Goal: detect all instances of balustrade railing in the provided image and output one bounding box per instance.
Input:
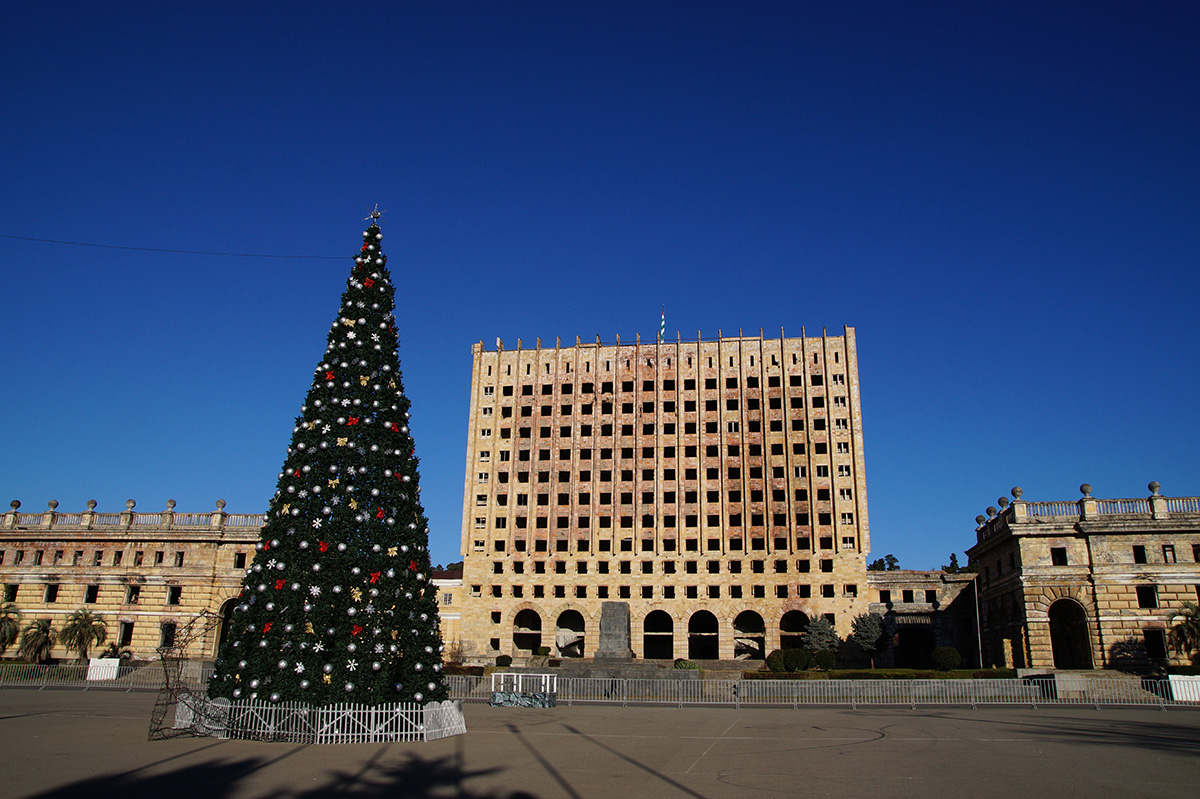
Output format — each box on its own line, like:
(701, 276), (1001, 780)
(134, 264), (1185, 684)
(1166, 497), (1200, 514)
(224, 514), (266, 527)
(1097, 499), (1150, 514)
(1025, 501), (1078, 517)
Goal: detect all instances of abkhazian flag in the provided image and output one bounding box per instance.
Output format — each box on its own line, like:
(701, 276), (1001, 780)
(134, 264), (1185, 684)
(658, 306), (665, 342)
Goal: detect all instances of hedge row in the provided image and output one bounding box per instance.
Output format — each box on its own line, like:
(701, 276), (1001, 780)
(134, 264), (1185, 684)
(744, 669), (1016, 680)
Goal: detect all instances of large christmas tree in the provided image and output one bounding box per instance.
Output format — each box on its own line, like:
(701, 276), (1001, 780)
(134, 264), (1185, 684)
(209, 213), (447, 707)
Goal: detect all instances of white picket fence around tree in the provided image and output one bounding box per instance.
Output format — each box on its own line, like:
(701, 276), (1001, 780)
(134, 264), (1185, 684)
(174, 695), (466, 743)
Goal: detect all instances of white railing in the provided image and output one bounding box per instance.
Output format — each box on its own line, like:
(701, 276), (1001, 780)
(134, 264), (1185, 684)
(91, 513), (124, 525)
(172, 513), (211, 526)
(54, 513), (83, 525)
(16, 514), (43, 525)
(134, 513), (166, 525)
(175, 697), (465, 743)
(1166, 497), (1200, 514)
(491, 672), (557, 693)
(443, 675), (1194, 707)
(1097, 499), (1150, 514)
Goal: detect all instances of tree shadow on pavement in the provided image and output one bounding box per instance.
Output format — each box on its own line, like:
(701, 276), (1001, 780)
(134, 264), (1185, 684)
(22, 752), (538, 799)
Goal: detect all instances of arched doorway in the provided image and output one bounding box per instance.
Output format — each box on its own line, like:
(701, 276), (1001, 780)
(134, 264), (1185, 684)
(643, 610), (674, 660)
(1048, 599), (1093, 669)
(216, 598), (238, 657)
(688, 611), (719, 660)
(733, 611), (766, 660)
(555, 610), (585, 658)
(780, 610), (809, 650)
(513, 609), (542, 655)
(894, 625), (935, 669)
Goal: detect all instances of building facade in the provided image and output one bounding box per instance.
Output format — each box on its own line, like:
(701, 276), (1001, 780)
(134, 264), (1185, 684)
(455, 328), (872, 662)
(865, 570), (978, 668)
(0, 499), (256, 660)
(966, 483), (1200, 670)
(0, 501), (464, 662)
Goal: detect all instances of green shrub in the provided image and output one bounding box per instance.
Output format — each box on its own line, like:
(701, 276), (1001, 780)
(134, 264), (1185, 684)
(971, 668), (1015, 679)
(495, 654), (513, 667)
(765, 649), (787, 672)
(742, 671), (831, 680)
(673, 658), (699, 670)
(812, 650), (837, 670)
(931, 646), (962, 671)
(784, 649), (813, 672)
(831, 670), (908, 680)
(534, 646), (551, 656)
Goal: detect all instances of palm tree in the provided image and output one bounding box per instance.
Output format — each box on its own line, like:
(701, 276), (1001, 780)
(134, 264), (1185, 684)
(0, 603), (21, 656)
(1168, 602), (1200, 661)
(59, 608), (107, 662)
(17, 619), (58, 664)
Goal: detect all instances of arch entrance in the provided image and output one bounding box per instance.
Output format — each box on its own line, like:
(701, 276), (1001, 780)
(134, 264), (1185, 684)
(643, 610), (674, 660)
(555, 610), (585, 658)
(733, 611), (766, 660)
(513, 609), (542, 655)
(779, 610), (809, 650)
(216, 598), (238, 657)
(1048, 599), (1093, 669)
(688, 611), (719, 660)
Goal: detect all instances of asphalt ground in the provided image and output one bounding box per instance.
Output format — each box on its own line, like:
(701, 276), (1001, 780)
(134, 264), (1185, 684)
(0, 689), (1196, 799)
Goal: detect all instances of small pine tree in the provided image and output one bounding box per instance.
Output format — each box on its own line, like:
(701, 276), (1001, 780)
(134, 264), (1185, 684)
(849, 612), (885, 668)
(801, 617), (839, 653)
(209, 216), (446, 707)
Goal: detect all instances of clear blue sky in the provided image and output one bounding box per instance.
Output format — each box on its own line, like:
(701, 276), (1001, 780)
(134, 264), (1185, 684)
(2, 2), (1197, 570)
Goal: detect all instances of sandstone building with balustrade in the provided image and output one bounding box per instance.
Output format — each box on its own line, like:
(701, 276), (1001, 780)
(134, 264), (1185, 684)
(967, 483), (1200, 670)
(0, 500), (463, 661)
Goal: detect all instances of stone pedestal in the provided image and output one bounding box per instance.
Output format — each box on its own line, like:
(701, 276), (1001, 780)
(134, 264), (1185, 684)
(593, 601), (634, 662)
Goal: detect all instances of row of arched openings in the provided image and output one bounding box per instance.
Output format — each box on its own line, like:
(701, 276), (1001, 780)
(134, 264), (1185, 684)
(511, 609), (813, 660)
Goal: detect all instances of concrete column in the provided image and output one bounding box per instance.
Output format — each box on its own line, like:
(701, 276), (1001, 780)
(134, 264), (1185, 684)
(120, 499), (136, 528)
(3, 500), (19, 529)
(1078, 484), (1098, 520)
(1148, 481), (1168, 519)
(210, 499), (227, 530)
(42, 500), (58, 528)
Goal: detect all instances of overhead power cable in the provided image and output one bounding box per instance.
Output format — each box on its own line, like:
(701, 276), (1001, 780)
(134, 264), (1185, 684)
(0, 234), (345, 260)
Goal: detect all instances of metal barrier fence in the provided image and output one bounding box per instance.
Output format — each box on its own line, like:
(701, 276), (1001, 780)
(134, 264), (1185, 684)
(444, 674), (1200, 708)
(3, 667), (1197, 708)
(0, 662), (213, 691)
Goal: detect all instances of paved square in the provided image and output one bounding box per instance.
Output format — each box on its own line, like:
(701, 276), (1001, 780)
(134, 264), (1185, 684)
(1, 689), (1197, 798)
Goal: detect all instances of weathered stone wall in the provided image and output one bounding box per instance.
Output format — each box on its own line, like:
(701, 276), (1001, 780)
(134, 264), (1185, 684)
(457, 329), (873, 663)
